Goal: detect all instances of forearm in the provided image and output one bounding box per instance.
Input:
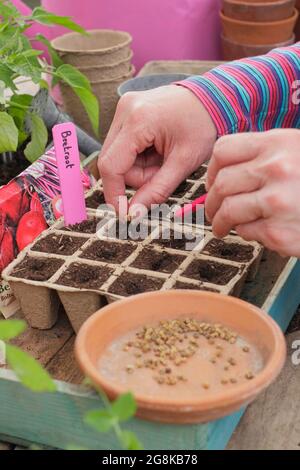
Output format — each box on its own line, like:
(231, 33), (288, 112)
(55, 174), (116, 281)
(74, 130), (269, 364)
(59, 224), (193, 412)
(178, 44), (300, 136)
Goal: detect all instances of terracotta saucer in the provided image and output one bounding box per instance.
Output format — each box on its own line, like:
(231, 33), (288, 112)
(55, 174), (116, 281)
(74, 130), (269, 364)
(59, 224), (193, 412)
(75, 290), (286, 424)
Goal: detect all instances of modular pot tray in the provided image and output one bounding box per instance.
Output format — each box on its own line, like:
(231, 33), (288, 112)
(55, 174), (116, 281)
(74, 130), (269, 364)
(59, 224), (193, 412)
(3, 205), (263, 334)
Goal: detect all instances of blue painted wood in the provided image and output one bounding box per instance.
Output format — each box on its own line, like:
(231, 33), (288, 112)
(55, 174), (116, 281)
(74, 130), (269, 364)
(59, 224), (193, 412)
(0, 260), (299, 450)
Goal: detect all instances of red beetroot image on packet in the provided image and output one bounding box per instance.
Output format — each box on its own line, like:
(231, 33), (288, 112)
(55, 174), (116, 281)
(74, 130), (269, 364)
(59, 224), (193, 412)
(0, 147), (94, 318)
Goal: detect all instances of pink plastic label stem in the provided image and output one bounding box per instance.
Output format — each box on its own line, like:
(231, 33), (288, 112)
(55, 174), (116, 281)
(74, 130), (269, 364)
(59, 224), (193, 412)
(52, 122), (87, 226)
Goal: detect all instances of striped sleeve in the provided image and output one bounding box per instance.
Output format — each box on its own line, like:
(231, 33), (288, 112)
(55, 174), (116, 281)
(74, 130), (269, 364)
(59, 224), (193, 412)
(177, 44), (300, 136)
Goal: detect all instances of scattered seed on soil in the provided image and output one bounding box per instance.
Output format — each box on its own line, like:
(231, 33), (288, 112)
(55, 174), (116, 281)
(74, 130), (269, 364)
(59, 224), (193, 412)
(31, 234), (86, 256)
(57, 263), (113, 290)
(108, 272), (164, 297)
(203, 239), (255, 263)
(183, 259), (239, 285)
(80, 240), (136, 264)
(131, 247), (185, 274)
(202, 383), (210, 390)
(243, 346), (250, 353)
(11, 256), (63, 282)
(63, 218), (103, 234)
(230, 378), (237, 384)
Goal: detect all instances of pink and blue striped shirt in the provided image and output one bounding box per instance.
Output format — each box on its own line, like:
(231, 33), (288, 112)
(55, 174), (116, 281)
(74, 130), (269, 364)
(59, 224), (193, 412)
(179, 43), (300, 136)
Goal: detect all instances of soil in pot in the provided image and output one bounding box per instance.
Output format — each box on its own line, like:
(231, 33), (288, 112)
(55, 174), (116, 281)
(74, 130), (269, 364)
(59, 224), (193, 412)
(31, 234), (86, 256)
(108, 272), (164, 297)
(130, 247), (185, 274)
(11, 256), (63, 282)
(58, 263), (113, 290)
(63, 217), (105, 234)
(174, 281), (219, 293)
(154, 229), (198, 251)
(85, 190), (106, 209)
(183, 259), (239, 285)
(188, 166), (207, 180)
(204, 239), (254, 263)
(80, 240), (136, 264)
(105, 220), (150, 241)
(172, 181), (193, 198)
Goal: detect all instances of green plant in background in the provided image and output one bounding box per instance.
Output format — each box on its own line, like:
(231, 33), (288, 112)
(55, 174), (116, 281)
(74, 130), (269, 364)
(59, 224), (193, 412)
(0, 1), (99, 162)
(0, 319), (143, 450)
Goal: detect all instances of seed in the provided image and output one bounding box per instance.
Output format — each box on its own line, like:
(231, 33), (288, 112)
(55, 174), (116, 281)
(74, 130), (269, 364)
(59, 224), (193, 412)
(216, 352), (222, 358)
(228, 358), (236, 366)
(210, 358), (217, 364)
(221, 379), (228, 385)
(216, 345), (223, 350)
(155, 376), (165, 385)
(230, 378), (237, 384)
(123, 346), (130, 352)
(126, 365), (134, 374)
(245, 371), (254, 380)
(224, 366), (229, 371)
(202, 383), (210, 390)
(243, 346), (250, 353)
(136, 361), (142, 368)
(177, 375), (187, 382)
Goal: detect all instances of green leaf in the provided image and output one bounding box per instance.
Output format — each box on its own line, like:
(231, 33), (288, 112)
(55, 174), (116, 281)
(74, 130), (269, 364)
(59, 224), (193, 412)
(111, 393), (137, 422)
(8, 94), (32, 146)
(0, 64), (17, 91)
(0, 112), (18, 153)
(31, 7), (86, 34)
(6, 344), (56, 392)
(84, 409), (116, 433)
(35, 34), (64, 70)
(73, 87), (99, 136)
(24, 113), (48, 163)
(120, 431), (144, 450)
(0, 320), (26, 341)
(0, 1), (20, 20)
(57, 64), (91, 91)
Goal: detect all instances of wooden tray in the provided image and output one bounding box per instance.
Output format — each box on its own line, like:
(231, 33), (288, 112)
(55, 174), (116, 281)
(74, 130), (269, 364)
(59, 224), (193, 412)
(0, 251), (299, 450)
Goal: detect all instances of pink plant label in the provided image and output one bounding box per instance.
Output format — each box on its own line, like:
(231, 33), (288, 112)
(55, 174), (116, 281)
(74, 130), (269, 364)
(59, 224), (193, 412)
(52, 123), (87, 226)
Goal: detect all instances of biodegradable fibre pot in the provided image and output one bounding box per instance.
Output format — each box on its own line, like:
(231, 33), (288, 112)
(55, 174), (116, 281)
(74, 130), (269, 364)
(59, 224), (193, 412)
(60, 65), (135, 142)
(77, 50), (133, 82)
(51, 29), (132, 68)
(223, 0), (296, 22)
(222, 33), (295, 60)
(2, 169), (264, 333)
(220, 8), (299, 45)
(118, 73), (190, 97)
(74, 290), (286, 423)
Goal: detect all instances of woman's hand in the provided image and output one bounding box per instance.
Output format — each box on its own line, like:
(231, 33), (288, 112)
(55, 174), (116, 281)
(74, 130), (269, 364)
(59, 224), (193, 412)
(98, 85), (216, 216)
(205, 129), (300, 257)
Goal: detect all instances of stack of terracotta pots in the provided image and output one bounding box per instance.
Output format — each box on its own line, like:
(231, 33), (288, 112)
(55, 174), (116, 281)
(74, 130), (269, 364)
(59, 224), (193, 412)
(52, 30), (134, 142)
(221, 0), (298, 60)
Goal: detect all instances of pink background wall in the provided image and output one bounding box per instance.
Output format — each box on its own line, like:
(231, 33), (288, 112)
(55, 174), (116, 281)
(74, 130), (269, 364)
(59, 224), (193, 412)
(14, 0), (222, 71)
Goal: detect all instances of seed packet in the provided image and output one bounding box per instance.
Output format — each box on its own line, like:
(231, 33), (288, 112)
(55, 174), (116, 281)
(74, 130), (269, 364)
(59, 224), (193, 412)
(0, 147), (95, 318)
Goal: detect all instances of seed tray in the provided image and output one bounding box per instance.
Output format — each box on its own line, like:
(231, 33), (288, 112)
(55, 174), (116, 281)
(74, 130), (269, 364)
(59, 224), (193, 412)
(3, 200), (263, 332)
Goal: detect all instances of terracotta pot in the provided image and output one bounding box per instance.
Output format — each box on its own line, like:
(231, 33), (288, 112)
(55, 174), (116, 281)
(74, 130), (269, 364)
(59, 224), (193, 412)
(51, 29), (132, 67)
(223, 0), (296, 22)
(60, 65), (135, 142)
(75, 290), (286, 424)
(77, 51), (133, 82)
(220, 8), (298, 45)
(222, 33), (295, 60)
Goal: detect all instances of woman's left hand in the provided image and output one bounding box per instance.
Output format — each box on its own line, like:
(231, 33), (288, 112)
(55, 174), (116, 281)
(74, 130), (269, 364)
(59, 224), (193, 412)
(205, 129), (300, 257)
